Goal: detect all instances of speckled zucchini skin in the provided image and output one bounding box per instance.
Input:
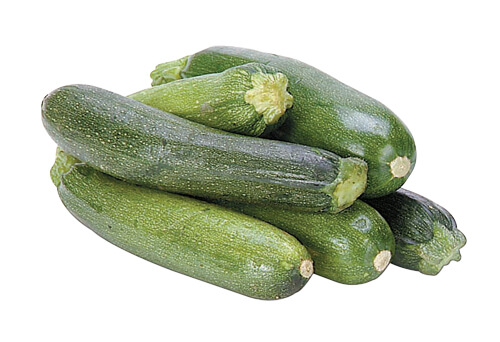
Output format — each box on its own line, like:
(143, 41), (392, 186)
(152, 46), (417, 198)
(130, 63), (292, 137)
(42, 84), (367, 212)
(51, 149), (312, 300)
(217, 200), (395, 284)
(365, 189), (466, 275)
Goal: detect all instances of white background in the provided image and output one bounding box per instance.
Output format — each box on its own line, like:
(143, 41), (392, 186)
(2, 1), (498, 341)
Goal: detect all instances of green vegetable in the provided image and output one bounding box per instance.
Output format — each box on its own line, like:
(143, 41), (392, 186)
(151, 46), (416, 198)
(51, 149), (313, 300)
(365, 189), (466, 275)
(42, 84), (367, 212)
(130, 63), (293, 137)
(218, 200), (395, 284)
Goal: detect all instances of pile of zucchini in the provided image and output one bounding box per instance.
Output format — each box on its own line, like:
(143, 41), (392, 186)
(42, 46), (466, 300)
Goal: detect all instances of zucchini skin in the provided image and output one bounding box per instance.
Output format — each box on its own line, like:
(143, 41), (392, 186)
(42, 84), (367, 212)
(130, 63), (293, 137)
(152, 46), (416, 198)
(365, 189), (466, 275)
(51, 149), (313, 300)
(216, 200), (395, 285)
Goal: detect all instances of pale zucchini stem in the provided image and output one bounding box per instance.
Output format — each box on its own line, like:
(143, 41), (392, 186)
(299, 259), (314, 278)
(390, 156), (411, 178)
(150, 55), (189, 86)
(373, 250), (392, 272)
(322, 157), (368, 213)
(244, 71), (293, 125)
(50, 147), (81, 187)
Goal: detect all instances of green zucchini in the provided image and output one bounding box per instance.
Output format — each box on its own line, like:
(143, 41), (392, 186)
(217, 200), (395, 284)
(51, 149), (313, 300)
(130, 63), (293, 137)
(365, 189), (466, 275)
(42, 84), (367, 212)
(151, 46), (417, 198)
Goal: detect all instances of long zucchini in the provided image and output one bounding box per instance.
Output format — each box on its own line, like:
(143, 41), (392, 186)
(365, 189), (466, 275)
(130, 63), (293, 136)
(217, 200), (395, 284)
(51, 149), (313, 300)
(151, 46), (416, 198)
(42, 84), (367, 212)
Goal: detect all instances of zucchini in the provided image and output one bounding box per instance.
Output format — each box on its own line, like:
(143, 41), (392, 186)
(51, 149), (313, 300)
(151, 46), (417, 198)
(42, 84), (367, 212)
(130, 63), (293, 137)
(365, 189), (466, 275)
(216, 200), (395, 284)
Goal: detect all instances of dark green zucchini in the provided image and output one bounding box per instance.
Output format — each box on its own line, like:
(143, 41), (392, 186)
(130, 63), (293, 136)
(151, 46), (417, 198)
(365, 189), (466, 275)
(42, 84), (367, 212)
(216, 200), (395, 284)
(51, 149), (313, 300)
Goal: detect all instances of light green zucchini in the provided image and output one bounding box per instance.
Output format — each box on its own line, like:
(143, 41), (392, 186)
(51, 149), (313, 300)
(130, 63), (293, 136)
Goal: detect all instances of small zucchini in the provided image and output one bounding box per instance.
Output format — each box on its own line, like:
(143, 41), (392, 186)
(365, 189), (466, 275)
(51, 149), (313, 300)
(151, 46), (417, 198)
(130, 63), (293, 136)
(42, 84), (367, 212)
(217, 200), (395, 285)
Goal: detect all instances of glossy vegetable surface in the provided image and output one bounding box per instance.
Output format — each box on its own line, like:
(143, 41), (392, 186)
(152, 46), (416, 198)
(51, 149), (313, 299)
(218, 200), (395, 284)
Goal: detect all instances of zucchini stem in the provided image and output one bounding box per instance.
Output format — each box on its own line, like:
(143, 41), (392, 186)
(244, 72), (293, 125)
(323, 157), (368, 212)
(150, 56), (189, 86)
(413, 223), (467, 275)
(373, 250), (392, 272)
(390, 156), (411, 178)
(50, 148), (81, 187)
(299, 259), (314, 278)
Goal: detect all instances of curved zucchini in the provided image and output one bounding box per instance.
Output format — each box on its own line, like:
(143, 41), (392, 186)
(51, 149), (313, 300)
(365, 189), (466, 275)
(151, 46), (416, 198)
(130, 63), (293, 137)
(42, 84), (367, 212)
(217, 200), (395, 284)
